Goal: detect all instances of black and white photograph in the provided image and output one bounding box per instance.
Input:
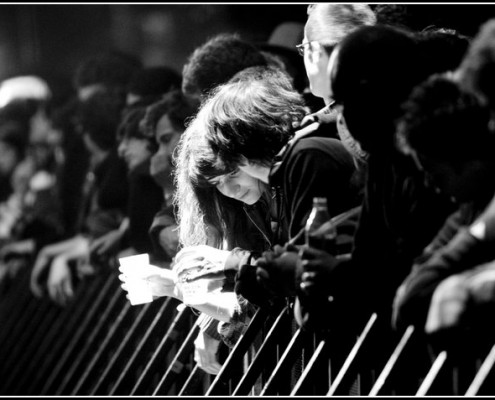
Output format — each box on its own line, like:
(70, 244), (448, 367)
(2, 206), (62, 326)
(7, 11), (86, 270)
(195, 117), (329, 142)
(1, 3), (495, 396)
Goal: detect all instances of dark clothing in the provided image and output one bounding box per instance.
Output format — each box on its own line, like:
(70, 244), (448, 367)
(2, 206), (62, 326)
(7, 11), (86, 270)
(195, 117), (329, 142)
(0, 175), (13, 203)
(149, 200), (177, 263)
(393, 194), (495, 330)
(227, 125), (361, 310)
(270, 131), (361, 244)
(82, 149), (129, 239)
(56, 132), (91, 238)
(125, 159), (164, 255)
(299, 104), (339, 140)
(302, 151), (456, 332)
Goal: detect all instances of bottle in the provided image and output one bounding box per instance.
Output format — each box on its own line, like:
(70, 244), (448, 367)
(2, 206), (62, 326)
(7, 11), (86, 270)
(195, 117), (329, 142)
(305, 197), (337, 255)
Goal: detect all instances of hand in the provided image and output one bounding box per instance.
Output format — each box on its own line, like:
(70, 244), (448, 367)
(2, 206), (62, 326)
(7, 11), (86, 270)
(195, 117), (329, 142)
(235, 263), (272, 308)
(425, 274), (469, 334)
(193, 331), (223, 375)
(118, 264), (179, 299)
(467, 265), (495, 305)
(30, 247), (53, 297)
(298, 245), (338, 297)
(256, 248), (301, 297)
(89, 229), (124, 259)
(47, 255), (75, 307)
(173, 245), (230, 281)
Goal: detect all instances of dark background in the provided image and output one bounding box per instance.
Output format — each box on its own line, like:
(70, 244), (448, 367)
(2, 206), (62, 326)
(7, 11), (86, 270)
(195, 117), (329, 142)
(1, 4), (495, 105)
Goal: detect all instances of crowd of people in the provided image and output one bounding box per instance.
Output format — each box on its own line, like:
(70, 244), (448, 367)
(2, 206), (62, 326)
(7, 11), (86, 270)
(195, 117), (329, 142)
(1, 3), (495, 377)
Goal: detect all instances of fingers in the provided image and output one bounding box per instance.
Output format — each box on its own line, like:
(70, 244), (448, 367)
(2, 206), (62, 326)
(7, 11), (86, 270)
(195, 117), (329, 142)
(65, 276), (74, 298)
(184, 267), (223, 282)
(256, 267), (270, 288)
(30, 275), (44, 298)
(30, 257), (48, 298)
(48, 278), (71, 307)
(119, 273), (129, 292)
(272, 244), (284, 256)
(174, 246), (206, 263)
(284, 243), (299, 253)
(89, 238), (102, 253)
(299, 245), (328, 260)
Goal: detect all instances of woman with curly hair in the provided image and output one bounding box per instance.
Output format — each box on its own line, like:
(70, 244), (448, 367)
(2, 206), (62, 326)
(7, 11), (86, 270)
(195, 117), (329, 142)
(173, 65), (358, 307)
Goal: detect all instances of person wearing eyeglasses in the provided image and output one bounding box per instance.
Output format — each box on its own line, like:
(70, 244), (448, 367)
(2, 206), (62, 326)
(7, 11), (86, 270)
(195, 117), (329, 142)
(294, 24), (461, 335)
(296, 3), (377, 179)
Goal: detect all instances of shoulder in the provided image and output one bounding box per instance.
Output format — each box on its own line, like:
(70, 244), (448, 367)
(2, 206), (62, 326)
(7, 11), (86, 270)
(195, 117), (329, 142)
(292, 136), (350, 158)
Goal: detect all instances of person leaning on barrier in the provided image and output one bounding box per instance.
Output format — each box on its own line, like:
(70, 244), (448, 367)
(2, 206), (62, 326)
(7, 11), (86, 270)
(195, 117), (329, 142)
(174, 66), (359, 319)
(297, 3), (376, 164)
(118, 116), (269, 373)
(174, 32), (269, 374)
(392, 22), (495, 347)
(30, 88), (129, 306)
(293, 24), (459, 333)
(249, 4), (377, 320)
(118, 66), (358, 368)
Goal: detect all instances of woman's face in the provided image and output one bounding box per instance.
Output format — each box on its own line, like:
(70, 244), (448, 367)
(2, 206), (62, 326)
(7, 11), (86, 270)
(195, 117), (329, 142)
(209, 168), (264, 205)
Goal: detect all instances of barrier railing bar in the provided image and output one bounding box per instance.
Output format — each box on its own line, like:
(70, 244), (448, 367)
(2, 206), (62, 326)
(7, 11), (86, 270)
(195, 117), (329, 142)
(465, 343), (495, 396)
(70, 300), (133, 394)
(415, 350), (448, 396)
(368, 324), (415, 396)
(3, 300), (64, 393)
(130, 304), (194, 395)
(25, 274), (106, 394)
(0, 296), (55, 379)
(151, 318), (200, 395)
(290, 333), (329, 396)
(205, 307), (269, 395)
(6, 275), (101, 394)
(54, 281), (126, 394)
(260, 327), (307, 396)
(90, 299), (163, 395)
(230, 306), (291, 396)
(0, 293), (48, 372)
(178, 364), (208, 396)
(109, 297), (180, 395)
(0, 268), (33, 344)
(39, 272), (116, 394)
(327, 313), (378, 396)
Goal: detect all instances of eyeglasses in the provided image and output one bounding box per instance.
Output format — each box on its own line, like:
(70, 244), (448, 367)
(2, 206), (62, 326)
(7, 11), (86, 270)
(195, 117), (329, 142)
(296, 41), (335, 58)
(296, 41), (319, 57)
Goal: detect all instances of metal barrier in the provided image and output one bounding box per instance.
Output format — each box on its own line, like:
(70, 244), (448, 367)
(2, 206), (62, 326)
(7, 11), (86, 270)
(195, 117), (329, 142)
(1, 261), (495, 396)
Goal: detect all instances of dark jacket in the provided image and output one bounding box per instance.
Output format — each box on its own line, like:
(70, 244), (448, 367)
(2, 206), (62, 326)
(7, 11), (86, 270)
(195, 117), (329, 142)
(298, 150), (456, 332)
(125, 158), (164, 255)
(83, 148), (129, 239)
(226, 124), (361, 308)
(269, 128), (362, 244)
(393, 192), (495, 331)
